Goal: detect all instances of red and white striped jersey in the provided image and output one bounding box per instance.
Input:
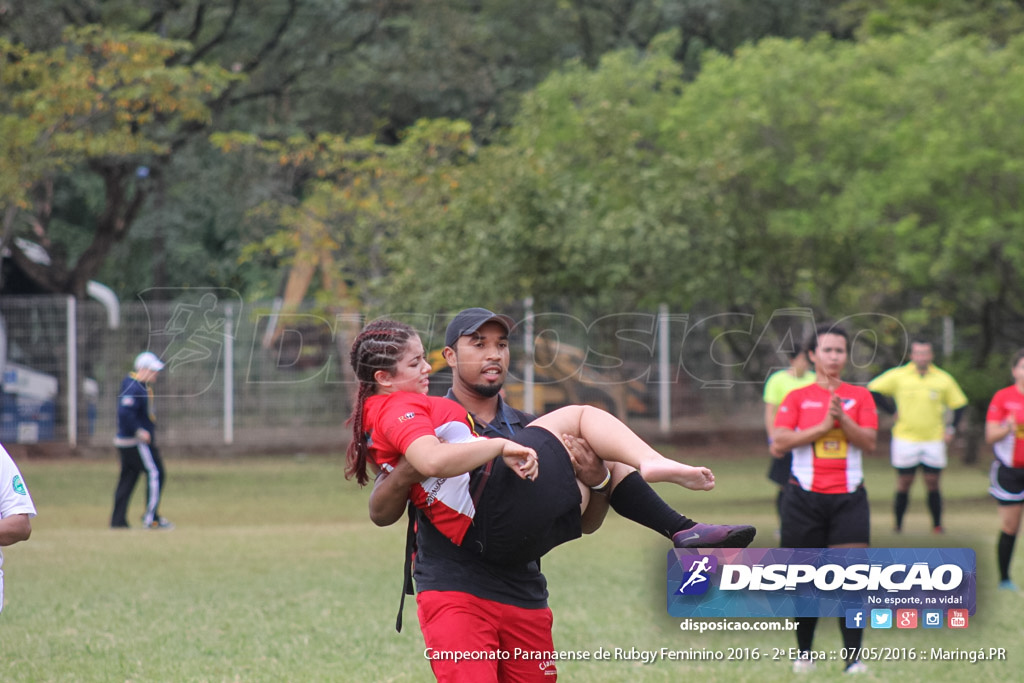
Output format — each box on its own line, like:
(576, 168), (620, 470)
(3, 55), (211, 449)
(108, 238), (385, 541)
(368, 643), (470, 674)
(775, 382), (878, 494)
(364, 392), (485, 545)
(986, 385), (1024, 468)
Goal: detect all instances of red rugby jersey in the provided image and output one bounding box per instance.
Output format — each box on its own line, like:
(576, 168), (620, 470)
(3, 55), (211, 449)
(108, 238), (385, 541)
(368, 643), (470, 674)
(775, 382), (878, 494)
(364, 392), (485, 545)
(986, 385), (1024, 468)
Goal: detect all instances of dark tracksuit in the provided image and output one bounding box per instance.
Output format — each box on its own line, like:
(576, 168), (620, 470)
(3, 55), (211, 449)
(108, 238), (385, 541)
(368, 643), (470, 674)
(111, 373), (165, 528)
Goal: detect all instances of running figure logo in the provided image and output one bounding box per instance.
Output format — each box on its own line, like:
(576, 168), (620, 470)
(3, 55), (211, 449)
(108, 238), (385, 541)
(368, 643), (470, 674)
(676, 555), (718, 596)
(137, 288), (243, 397)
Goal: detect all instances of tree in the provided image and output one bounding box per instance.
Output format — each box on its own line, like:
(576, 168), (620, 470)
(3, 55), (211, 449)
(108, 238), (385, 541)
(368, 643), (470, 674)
(0, 27), (237, 298)
(212, 118), (477, 314)
(378, 35), (690, 314)
(0, 0), (703, 298)
(838, 0), (1024, 43)
(371, 24), (1024, 378)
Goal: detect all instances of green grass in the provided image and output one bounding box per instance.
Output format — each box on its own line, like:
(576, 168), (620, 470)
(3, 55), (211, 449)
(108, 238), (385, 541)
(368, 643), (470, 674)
(0, 451), (1020, 682)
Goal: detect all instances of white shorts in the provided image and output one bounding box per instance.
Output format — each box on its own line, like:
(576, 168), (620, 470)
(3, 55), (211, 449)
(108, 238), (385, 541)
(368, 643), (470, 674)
(890, 438), (946, 470)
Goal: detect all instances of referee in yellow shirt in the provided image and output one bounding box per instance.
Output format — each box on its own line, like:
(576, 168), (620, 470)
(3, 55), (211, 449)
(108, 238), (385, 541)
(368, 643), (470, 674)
(868, 340), (968, 533)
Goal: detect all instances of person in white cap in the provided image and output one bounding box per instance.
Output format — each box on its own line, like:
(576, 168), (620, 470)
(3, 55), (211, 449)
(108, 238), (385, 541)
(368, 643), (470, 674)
(111, 351), (173, 530)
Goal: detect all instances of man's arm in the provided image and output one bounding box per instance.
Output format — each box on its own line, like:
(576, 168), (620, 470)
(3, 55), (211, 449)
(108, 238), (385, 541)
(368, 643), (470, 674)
(0, 513), (31, 546)
(765, 402), (788, 457)
(563, 435), (611, 534)
(764, 402), (778, 439)
(368, 459), (423, 527)
(870, 392), (896, 415)
(945, 406), (968, 444)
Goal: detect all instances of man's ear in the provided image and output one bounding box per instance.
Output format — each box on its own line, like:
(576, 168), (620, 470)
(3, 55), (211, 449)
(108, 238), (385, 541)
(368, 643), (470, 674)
(442, 346), (457, 369)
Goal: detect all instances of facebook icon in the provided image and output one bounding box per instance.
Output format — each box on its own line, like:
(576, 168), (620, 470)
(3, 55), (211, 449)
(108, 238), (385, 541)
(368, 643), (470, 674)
(845, 609), (866, 629)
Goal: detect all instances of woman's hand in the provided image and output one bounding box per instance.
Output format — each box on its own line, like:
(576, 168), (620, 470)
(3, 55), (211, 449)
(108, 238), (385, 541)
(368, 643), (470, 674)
(500, 440), (538, 481)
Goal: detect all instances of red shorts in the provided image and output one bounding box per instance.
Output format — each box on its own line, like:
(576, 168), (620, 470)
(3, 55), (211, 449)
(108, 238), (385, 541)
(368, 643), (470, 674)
(417, 590), (558, 682)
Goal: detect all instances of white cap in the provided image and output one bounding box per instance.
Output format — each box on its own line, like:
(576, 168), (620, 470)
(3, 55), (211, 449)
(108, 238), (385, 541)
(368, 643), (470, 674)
(134, 351), (165, 372)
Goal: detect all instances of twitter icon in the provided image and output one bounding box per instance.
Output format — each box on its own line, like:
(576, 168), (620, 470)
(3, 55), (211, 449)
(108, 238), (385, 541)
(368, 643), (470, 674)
(871, 609), (892, 629)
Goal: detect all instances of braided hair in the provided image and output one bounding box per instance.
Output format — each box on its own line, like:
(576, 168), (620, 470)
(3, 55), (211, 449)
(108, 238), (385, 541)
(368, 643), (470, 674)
(345, 319), (419, 485)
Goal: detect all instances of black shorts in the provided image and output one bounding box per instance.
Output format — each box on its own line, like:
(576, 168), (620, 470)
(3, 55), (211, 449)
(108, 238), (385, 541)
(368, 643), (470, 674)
(990, 461), (1024, 506)
(780, 482), (870, 547)
(767, 452), (793, 485)
(894, 464), (942, 475)
(462, 427), (582, 565)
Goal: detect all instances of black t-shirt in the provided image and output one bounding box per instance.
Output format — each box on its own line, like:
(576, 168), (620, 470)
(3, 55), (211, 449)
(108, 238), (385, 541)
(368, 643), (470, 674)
(410, 392), (549, 608)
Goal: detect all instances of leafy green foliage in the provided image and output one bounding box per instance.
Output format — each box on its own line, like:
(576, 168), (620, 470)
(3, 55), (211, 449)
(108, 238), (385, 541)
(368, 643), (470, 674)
(0, 26), (238, 296)
(372, 23), (1024, 371)
(4, 0), (1024, 380)
(212, 118), (477, 312)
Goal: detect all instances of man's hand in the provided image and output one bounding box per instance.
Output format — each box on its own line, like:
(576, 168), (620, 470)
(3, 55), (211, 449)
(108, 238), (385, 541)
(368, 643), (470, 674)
(563, 434), (608, 489)
(369, 459), (424, 527)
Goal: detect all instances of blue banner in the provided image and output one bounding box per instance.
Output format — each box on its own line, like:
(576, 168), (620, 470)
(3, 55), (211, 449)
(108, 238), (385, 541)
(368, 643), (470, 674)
(667, 548), (976, 619)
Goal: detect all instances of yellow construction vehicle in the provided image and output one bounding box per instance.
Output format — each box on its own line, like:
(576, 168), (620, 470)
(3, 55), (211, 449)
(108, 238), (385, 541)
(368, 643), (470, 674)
(427, 337), (651, 419)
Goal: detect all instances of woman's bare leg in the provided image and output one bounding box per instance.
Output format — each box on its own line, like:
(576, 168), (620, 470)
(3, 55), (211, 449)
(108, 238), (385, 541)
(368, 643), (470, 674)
(529, 405), (715, 491)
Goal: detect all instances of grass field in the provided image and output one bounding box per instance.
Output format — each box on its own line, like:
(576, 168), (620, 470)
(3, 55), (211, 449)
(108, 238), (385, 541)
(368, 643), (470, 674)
(1, 447), (1020, 682)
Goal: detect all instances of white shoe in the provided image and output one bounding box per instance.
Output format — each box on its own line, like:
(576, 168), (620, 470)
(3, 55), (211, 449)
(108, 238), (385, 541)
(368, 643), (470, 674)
(144, 516), (175, 530)
(845, 660), (868, 674)
(793, 659), (816, 673)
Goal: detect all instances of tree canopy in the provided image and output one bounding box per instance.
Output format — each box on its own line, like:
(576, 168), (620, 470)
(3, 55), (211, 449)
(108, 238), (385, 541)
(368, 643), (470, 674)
(0, 26), (237, 297)
(2, 0), (1024, 382)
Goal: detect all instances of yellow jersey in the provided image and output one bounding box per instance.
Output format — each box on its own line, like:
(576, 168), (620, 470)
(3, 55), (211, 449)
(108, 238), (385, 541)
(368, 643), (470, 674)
(867, 363), (967, 442)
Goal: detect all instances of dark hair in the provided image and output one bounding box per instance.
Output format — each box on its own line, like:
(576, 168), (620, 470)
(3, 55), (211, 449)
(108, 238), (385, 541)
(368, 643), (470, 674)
(1012, 349), (1024, 371)
(806, 323), (849, 353)
(345, 319), (418, 486)
(787, 341), (806, 360)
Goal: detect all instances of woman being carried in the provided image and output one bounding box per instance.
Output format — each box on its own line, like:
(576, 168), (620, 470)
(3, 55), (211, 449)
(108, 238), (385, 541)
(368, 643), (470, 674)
(346, 319), (751, 563)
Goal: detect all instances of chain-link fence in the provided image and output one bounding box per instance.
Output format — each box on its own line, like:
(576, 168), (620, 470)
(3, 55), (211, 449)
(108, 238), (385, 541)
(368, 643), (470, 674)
(0, 292), (900, 455)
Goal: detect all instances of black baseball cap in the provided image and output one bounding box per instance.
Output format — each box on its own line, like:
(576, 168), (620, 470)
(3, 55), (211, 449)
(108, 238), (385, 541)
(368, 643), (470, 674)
(444, 308), (515, 348)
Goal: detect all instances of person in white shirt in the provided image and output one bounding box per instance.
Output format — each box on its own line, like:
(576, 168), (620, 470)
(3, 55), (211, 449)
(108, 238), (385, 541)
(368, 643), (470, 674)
(0, 444), (37, 615)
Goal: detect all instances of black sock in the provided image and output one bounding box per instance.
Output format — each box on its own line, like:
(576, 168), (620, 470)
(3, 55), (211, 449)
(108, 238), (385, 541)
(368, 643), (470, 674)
(998, 532), (1016, 582)
(894, 491), (909, 530)
(927, 490), (942, 528)
(608, 471), (694, 539)
(796, 617), (818, 653)
(839, 617), (863, 663)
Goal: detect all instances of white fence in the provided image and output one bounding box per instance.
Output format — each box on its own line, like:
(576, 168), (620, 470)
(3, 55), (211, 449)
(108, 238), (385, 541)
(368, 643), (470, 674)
(2, 292), (894, 453)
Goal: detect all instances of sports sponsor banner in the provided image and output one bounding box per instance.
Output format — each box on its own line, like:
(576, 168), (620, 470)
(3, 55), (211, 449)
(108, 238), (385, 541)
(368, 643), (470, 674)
(667, 548), (975, 618)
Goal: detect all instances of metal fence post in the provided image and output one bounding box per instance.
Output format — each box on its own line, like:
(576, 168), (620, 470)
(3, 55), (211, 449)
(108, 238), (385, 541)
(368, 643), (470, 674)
(224, 304), (234, 445)
(67, 295), (78, 446)
(523, 297), (535, 416)
(658, 304), (671, 435)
